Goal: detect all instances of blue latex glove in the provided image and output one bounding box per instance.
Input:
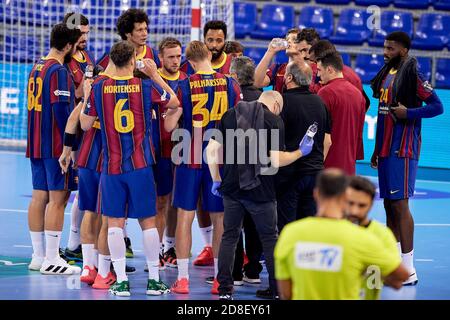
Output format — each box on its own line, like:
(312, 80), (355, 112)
(299, 134), (314, 157)
(211, 181), (222, 197)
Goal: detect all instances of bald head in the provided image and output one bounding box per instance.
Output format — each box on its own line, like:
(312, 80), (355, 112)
(316, 168), (349, 199)
(258, 90), (283, 115)
(284, 61), (312, 89)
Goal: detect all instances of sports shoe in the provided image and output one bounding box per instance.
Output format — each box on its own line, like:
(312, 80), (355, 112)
(59, 248), (76, 265)
(92, 272), (116, 290)
(163, 247), (177, 268)
(80, 266), (97, 285)
(219, 293), (233, 300)
(80, 266), (97, 284)
(109, 280), (131, 297)
(159, 254), (166, 271)
(256, 288), (279, 300)
(243, 272), (261, 284)
(126, 265), (136, 274)
(171, 278), (189, 294)
(146, 279), (171, 296)
(211, 278), (219, 295)
(124, 237), (134, 258)
(193, 246), (214, 266)
(206, 276), (243, 286)
(28, 255), (44, 271)
(64, 245), (83, 263)
(40, 257), (82, 275)
(403, 269), (419, 286)
(205, 276), (214, 284)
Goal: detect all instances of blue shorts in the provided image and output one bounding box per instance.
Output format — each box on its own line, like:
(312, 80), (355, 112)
(78, 167), (101, 212)
(172, 164), (224, 212)
(30, 158), (78, 191)
(154, 158), (174, 197)
(378, 156), (418, 200)
(100, 167), (157, 219)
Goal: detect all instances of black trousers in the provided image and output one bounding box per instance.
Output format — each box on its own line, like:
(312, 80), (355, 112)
(232, 213), (263, 280)
(218, 196), (278, 295)
(277, 174), (317, 233)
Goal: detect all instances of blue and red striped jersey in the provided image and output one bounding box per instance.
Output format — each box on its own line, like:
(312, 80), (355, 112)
(266, 62), (287, 93)
(26, 57), (75, 159)
(85, 75), (170, 174)
(180, 52), (233, 76)
(65, 50), (94, 92)
(76, 74), (110, 172)
(153, 69), (188, 159)
(376, 69), (433, 159)
(96, 45), (160, 70)
(177, 71), (242, 168)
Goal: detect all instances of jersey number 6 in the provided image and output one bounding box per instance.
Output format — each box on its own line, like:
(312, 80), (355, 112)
(114, 98), (135, 133)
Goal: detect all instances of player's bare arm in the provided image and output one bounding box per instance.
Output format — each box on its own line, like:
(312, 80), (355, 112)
(254, 39), (285, 88)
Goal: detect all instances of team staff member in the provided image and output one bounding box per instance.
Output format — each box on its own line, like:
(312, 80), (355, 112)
(370, 31), (443, 285)
(26, 23), (81, 275)
(275, 169), (409, 300)
(346, 176), (399, 300)
(207, 91), (314, 300)
(316, 51), (365, 175)
(277, 61), (331, 231)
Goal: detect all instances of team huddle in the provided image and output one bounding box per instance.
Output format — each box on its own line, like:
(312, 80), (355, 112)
(25, 7), (443, 300)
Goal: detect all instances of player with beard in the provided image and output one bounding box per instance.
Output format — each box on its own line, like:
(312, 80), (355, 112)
(370, 31), (443, 286)
(181, 20), (233, 77)
(62, 12), (95, 264)
(254, 28), (304, 93)
(26, 23), (82, 275)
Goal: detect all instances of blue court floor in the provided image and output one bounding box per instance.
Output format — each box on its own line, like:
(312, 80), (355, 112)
(1, 150), (450, 300)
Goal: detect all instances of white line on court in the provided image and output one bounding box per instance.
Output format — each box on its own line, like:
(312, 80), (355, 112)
(0, 208), (71, 215)
(416, 259), (434, 262)
(13, 245), (32, 248)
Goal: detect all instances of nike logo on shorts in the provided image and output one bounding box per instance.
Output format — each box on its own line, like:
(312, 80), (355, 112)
(390, 190), (400, 194)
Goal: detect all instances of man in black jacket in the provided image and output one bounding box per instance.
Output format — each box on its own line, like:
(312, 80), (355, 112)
(277, 61), (332, 232)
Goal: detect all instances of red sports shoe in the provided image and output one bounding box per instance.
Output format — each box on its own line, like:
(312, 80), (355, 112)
(92, 272), (116, 290)
(80, 266), (97, 285)
(193, 246), (214, 266)
(172, 278), (190, 294)
(211, 278), (219, 295)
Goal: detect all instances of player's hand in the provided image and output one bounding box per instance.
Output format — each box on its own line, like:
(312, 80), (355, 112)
(141, 59), (158, 78)
(391, 103), (408, 119)
(268, 38), (288, 54)
(211, 181), (222, 198)
(59, 146), (72, 174)
(83, 78), (94, 100)
(299, 134), (314, 157)
(370, 151), (378, 169)
(71, 151), (78, 170)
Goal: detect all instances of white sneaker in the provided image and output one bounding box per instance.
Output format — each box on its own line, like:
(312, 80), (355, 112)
(403, 269), (418, 286)
(243, 273), (261, 284)
(28, 255), (44, 271)
(40, 257), (81, 275)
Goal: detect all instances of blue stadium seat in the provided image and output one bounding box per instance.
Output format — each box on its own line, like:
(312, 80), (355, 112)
(355, 54), (384, 84)
(298, 6), (334, 39)
(368, 11), (413, 47)
(394, 0), (430, 9)
(0, 0), (18, 24)
(2, 35), (41, 63)
(88, 1), (127, 30)
(274, 50), (289, 64)
(244, 47), (266, 65)
(89, 38), (114, 62)
(434, 0), (450, 10)
(355, 0), (392, 7)
(330, 9), (371, 45)
(316, 0), (351, 4)
(250, 4), (295, 40)
(341, 53), (351, 67)
(413, 14), (450, 50)
(436, 59), (450, 89)
(416, 57), (432, 82)
(234, 2), (257, 39)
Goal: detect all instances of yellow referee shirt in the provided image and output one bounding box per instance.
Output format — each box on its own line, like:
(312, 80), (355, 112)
(274, 217), (401, 300)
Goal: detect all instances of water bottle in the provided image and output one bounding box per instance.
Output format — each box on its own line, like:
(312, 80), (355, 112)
(84, 64), (94, 79)
(306, 122), (318, 139)
(136, 60), (145, 70)
(271, 38), (289, 49)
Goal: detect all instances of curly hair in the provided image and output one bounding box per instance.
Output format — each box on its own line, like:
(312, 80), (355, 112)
(117, 8), (149, 40)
